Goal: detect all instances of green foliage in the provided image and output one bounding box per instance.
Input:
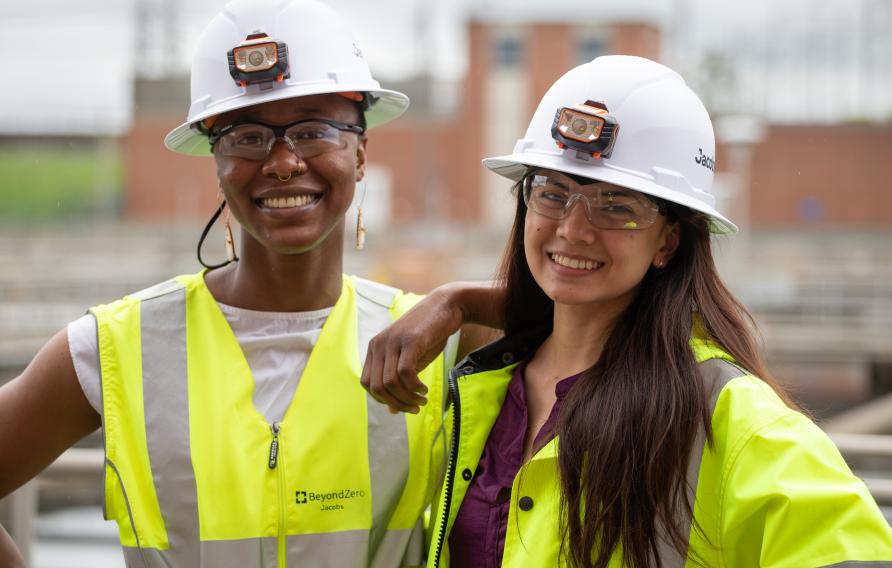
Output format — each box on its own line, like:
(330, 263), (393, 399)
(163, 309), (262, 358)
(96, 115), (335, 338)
(0, 145), (122, 223)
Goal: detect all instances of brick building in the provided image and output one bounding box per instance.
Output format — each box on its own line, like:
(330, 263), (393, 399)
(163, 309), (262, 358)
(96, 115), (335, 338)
(123, 15), (892, 237)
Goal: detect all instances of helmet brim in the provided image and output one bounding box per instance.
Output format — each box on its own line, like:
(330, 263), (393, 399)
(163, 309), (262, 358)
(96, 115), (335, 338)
(164, 86), (410, 156)
(482, 153), (738, 235)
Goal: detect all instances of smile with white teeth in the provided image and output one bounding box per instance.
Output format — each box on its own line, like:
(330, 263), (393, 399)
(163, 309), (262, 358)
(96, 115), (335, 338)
(259, 195), (316, 209)
(550, 253), (602, 271)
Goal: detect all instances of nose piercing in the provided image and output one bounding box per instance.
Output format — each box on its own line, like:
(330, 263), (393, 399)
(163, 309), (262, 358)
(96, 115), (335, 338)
(275, 161), (306, 182)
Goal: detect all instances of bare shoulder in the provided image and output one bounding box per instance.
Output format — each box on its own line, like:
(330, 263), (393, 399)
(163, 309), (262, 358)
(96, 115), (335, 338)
(0, 328), (100, 498)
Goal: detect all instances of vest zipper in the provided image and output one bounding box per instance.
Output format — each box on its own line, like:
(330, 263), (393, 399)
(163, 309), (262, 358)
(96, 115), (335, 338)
(269, 422), (287, 568)
(432, 370), (461, 567)
(269, 422), (280, 469)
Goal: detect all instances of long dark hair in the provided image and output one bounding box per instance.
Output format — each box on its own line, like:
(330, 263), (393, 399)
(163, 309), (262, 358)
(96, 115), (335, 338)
(497, 182), (792, 567)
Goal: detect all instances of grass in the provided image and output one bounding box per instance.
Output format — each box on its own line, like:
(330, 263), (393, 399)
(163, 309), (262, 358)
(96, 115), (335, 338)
(0, 144), (123, 223)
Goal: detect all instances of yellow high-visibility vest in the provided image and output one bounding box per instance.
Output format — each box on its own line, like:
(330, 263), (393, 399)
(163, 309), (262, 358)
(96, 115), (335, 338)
(427, 329), (892, 567)
(92, 272), (447, 567)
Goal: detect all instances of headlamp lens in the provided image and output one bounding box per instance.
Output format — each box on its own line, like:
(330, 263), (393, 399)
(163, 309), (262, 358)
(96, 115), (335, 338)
(558, 108), (605, 143)
(234, 42), (278, 72)
(570, 118), (589, 136)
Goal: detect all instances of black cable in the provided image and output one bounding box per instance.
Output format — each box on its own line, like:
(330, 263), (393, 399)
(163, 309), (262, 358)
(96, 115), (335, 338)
(197, 201), (235, 270)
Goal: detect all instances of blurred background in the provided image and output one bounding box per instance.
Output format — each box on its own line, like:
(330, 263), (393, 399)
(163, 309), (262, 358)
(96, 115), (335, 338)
(1, 0), (891, 565)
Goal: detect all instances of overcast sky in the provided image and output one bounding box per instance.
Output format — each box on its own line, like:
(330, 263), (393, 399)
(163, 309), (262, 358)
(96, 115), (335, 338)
(1, 0), (890, 135)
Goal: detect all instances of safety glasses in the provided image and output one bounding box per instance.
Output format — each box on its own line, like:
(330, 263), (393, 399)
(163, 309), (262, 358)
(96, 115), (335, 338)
(522, 169), (666, 230)
(209, 118), (365, 161)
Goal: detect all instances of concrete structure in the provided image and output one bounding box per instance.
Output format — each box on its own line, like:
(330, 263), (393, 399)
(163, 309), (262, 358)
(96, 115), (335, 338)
(122, 18), (892, 236)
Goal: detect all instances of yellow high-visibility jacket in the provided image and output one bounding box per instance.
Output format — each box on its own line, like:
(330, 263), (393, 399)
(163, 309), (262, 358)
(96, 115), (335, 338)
(427, 328), (892, 567)
(92, 272), (448, 567)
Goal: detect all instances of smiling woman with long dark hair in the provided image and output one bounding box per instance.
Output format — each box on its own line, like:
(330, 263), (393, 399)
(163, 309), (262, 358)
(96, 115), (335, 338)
(365, 55), (892, 567)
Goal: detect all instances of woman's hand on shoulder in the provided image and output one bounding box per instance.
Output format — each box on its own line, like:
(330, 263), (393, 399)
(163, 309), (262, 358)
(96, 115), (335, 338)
(361, 281), (504, 413)
(0, 328), (100, 498)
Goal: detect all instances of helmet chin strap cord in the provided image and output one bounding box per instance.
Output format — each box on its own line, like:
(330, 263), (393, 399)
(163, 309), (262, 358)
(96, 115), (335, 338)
(197, 201), (236, 270)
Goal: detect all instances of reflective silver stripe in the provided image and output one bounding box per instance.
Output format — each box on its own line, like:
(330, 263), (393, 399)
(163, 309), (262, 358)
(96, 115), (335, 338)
(355, 278), (413, 565)
(125, 528), (458, 568)
(125, 538), (277, 568)
(139, 284), (200, 566)
(199, 537), (275, 568)
(122, 547), (168, 568)
(371, 525), (424, 568)
(657, 358), (746, 567)
(286, 530), (369, 568)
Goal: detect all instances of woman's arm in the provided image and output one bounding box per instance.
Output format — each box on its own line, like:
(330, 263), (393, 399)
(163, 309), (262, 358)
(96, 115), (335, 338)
(0, 328), (101, 498)
(361, 281), (504, 413)
(715, 405), (892, 565)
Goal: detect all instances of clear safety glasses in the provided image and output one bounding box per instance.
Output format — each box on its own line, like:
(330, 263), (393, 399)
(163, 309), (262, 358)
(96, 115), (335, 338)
(522, 169), (666, 230)
(209, 118), (365, 161)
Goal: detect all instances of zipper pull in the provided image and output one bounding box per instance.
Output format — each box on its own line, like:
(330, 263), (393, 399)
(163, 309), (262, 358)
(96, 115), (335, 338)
(268, 422), (280, 469)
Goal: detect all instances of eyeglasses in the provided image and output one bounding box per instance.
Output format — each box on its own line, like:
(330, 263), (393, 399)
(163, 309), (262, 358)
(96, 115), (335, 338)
(521, 169), (666, 230)
(209, 118), (365, 161)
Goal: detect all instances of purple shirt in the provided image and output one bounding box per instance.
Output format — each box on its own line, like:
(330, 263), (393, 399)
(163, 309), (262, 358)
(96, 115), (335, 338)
(448, 361), (581, 567)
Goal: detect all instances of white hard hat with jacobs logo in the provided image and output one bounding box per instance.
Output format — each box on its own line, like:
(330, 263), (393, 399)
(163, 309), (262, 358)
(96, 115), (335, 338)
(165, 0), (409, 156)
(483, 55), (736, 234)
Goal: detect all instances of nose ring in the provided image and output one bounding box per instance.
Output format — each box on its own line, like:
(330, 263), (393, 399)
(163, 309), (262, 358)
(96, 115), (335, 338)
(276, 162), (307, 182)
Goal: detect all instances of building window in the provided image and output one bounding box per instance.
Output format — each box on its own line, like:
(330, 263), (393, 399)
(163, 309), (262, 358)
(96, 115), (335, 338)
(578, 37), (606, 64)
(492, 36), (524, 68)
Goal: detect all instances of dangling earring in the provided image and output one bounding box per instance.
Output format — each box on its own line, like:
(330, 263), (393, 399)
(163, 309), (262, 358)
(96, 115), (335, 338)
(355, 181), (367, 250)
(223, 201), (238, 262)
(197, 190), (238, 270)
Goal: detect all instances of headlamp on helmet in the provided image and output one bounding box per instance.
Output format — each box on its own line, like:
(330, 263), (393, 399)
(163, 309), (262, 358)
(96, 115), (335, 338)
(228, 31), (290, 89)
(551, 100), (619, 159)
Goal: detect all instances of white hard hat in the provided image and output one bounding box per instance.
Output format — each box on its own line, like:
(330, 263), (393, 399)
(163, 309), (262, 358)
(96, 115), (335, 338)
(164, 0), (409, 156)
(483, 55), (736, 234)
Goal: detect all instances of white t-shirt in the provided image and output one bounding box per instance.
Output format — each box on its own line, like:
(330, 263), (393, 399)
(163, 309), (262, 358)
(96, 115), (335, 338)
(68, 302), (332, 425)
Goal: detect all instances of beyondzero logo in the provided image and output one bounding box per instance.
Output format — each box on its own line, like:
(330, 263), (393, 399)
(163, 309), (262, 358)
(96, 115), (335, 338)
(295, 488), (367, 511)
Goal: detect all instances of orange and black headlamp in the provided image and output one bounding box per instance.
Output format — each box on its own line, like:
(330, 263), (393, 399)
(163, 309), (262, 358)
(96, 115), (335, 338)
(227, 31), (290, 88)
(551, 100), (619, 159)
